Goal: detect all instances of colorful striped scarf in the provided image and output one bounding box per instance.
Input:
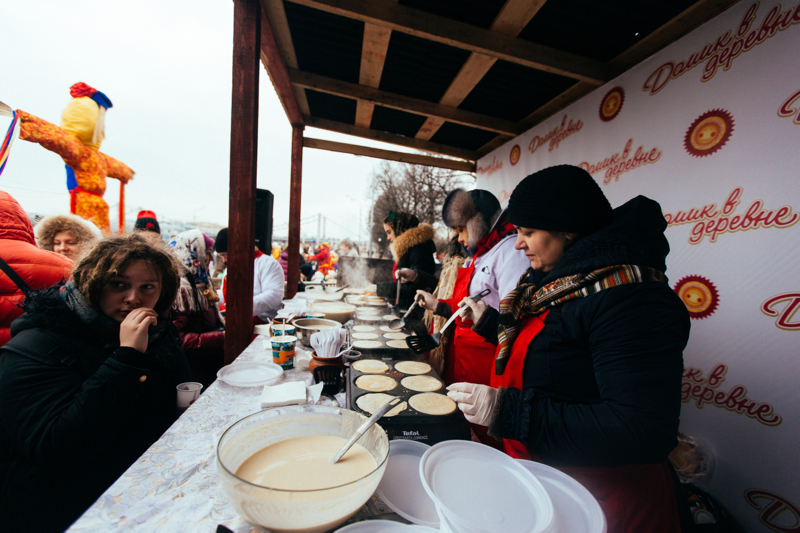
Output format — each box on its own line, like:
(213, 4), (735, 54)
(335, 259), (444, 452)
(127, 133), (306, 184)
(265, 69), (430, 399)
(495, 264), (666, 375)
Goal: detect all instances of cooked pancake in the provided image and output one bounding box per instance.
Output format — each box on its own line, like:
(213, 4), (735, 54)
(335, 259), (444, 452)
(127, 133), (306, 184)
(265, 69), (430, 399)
(356, 393), (407, 417)
(352, 332), (379, 340)
(408, 393), (456, 415)
(353, 325), (377, 332)
(394, 361), (431, 375)
(353, 340), (383, 349)
(386, 340), (410, 349)
(380, 326), (402, 333)
(355, 375), (397, 392)
(384, 332), (408, 340)
(352, 360), (389, 374)
(401, 375), (442, 392)
(382, 315), (397, 321)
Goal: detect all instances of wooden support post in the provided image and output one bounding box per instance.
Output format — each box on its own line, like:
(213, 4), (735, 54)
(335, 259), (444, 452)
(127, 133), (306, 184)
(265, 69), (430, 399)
(225, 0), (261, 364)
(286, 125), (304, 299)
(118, 183), (125, 235)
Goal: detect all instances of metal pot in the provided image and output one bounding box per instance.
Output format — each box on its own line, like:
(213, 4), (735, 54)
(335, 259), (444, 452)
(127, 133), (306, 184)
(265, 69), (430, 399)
(292, 318), (342, 349)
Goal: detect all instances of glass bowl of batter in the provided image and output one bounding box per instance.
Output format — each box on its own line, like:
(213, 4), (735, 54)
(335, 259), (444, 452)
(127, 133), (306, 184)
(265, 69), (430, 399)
(217, 405), (389, 532)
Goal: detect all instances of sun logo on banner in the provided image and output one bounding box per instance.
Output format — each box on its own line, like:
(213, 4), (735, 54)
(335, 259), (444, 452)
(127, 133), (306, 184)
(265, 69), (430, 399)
(674, 275), (719, 319)
(599, 87), (624, 122)
(684, 109), (734, 157)
(509, 144), (521, 166)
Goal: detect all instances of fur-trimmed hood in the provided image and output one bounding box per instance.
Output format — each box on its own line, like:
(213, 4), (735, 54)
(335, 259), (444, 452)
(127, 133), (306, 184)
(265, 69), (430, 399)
(35, 214), (100, 252)
(441, 189), (501, 255)
(391, 223), (435, 262)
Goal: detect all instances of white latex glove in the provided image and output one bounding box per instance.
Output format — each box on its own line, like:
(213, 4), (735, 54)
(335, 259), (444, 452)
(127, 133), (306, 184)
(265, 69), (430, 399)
(396, 268), (417, 283)
(459, 296), (488, 324)
(415, 290), (438, 311)
(446, 382), (498, 427)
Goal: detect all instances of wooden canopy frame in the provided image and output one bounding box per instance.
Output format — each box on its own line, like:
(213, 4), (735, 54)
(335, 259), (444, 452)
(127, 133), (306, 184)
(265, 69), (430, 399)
(225, 0), (741, 361)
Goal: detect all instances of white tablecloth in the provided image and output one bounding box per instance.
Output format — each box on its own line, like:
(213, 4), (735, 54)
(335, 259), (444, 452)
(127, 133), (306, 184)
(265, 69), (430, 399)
(68, 338), (349, 532)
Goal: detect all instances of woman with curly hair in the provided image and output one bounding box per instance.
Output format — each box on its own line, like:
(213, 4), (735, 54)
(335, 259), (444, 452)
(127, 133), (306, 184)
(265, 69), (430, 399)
(0, 234), (192, 532)
(34, 213), (101, 260)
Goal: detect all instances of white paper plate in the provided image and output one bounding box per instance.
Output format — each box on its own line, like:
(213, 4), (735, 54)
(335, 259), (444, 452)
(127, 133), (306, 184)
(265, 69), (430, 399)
(419, 440), (554, 533)
(217, 361), (283, 387)
(376, 440), (439, 528)
(517, 459), (606, 533)
(335, 520), (438, 532)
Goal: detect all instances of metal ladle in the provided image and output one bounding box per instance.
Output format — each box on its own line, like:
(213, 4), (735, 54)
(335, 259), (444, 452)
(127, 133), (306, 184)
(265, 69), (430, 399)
(388, 297), (420, 330)
(330, 396), (401, 464)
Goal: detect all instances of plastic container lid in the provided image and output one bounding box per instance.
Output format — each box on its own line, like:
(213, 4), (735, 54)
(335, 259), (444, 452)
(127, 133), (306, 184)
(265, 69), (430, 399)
(517, 459), (606, 533)
(335, 520), (438, 532)
(419, 441), (554, 533)
(376, 440), (439, 528)
(216, 361), (283, 387)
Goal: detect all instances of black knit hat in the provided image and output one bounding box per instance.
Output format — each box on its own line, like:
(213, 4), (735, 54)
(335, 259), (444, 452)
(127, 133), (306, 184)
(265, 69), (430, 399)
(133, 217), (160, 235)
(214, 228), (228, 253)
(507, 165), (613, 235)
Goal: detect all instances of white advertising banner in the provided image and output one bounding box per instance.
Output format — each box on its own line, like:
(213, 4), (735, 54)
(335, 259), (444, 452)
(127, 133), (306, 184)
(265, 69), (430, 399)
(476, 2), (800, 531)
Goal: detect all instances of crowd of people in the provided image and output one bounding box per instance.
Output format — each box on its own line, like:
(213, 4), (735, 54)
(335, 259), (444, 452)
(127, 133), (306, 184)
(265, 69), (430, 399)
(0, 163), (694, 532)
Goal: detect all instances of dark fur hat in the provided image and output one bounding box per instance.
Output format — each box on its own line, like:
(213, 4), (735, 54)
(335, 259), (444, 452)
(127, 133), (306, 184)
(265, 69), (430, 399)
(441, 189), (501, 255)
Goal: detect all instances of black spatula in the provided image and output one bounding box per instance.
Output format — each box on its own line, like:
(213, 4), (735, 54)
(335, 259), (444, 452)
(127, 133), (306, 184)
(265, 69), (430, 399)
(405, 288), (491, 354)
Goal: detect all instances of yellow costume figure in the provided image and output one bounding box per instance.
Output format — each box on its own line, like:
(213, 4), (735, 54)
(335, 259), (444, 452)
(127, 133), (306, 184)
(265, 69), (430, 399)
(17, 82), (133, 232)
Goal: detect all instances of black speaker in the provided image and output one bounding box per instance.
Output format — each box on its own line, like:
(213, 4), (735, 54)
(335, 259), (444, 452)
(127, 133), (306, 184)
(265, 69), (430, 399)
(255, 189), (274, 254)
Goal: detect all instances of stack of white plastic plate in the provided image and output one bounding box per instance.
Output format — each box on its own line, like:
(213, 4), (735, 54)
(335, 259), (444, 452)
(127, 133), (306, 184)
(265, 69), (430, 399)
(335, 520), (437, 532)
(373, 439), (606, 533)
(420, 441), (554, 532)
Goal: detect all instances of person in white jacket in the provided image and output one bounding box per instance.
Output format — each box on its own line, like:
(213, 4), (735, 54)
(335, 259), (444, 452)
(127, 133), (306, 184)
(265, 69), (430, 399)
(412, 189), (530, 387)
(214, 228), (284, 322)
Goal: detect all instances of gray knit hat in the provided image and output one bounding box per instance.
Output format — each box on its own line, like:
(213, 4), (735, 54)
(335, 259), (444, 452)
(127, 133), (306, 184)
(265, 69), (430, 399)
(507, 165), (613, 236)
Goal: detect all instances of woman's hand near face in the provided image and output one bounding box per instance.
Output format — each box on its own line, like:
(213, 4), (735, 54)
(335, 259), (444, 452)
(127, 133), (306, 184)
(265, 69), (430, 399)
(415, 290), (438, 310)
(459, 296), (488, 324)
(120, 308), (158, 352)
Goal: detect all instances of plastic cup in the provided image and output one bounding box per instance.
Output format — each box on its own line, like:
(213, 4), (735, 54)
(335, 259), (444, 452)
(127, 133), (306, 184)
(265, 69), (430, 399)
(270, 323), (295, 337)
(270, 335), (297, 370)
(176, 382), (203, 409)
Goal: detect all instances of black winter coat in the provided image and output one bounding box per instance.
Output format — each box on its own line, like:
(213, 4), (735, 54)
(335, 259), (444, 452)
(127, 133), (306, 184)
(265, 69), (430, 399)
(0, 286), (192, 532)
(377, 224), (437, 307)
(476, 196), (690, 467)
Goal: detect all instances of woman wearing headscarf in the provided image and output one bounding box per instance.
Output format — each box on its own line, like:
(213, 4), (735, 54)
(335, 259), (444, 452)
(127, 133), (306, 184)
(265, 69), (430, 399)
(34, 213), (101, 260)
(376, 211), (437, 309)
(0, 234), (191, 531)
(166, 229), (224, 388)
(448, 166), (692, 532)
(414, 189), (530, 388)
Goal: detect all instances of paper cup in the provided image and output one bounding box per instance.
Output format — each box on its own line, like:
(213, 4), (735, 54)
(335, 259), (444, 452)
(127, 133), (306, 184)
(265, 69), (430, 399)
(270, 323), (295, 337)
(253, 324), (272, 336)
(270, 335), (297, 370)
(306, 312), (326, 319)
(176, 382), (203, 409)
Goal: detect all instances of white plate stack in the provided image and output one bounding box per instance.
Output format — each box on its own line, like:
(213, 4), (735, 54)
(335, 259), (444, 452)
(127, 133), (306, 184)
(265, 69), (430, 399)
(357, 439), (606, 533)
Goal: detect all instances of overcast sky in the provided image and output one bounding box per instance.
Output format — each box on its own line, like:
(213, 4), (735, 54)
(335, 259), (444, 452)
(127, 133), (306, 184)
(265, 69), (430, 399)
(0, 0), (425, 242)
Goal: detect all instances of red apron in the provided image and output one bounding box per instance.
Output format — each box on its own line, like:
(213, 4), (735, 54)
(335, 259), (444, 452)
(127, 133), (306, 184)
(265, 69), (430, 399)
(491, 315), (681, 533)
(442, 260), (497, 387)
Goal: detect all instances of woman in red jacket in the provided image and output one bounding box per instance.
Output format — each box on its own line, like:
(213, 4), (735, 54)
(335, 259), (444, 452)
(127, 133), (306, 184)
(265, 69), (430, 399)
(166, 229), (224, 388)
(0, 192), (73, 347)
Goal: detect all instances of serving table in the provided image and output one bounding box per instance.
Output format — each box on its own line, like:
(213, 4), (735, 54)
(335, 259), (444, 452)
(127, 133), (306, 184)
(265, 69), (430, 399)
(68, 336), (403, 532)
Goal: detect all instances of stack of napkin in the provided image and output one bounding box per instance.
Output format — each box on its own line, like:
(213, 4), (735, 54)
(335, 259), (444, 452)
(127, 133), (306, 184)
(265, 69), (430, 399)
(260, 381), (324, 408)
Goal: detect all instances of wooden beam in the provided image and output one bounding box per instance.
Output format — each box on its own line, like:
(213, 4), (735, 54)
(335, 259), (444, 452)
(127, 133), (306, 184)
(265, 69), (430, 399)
(356, 23), (393, 128)
(608, 0), (743, 72)
(285, 0), (607, 84)
(286, 125), (304, 299)
(290, 69), (526, 136)
(476, 134), (513, 157)
(303, 115), (478, 161)
(304, 137), (476, 171)
(226, 0), (261, 364)
(417, 0), (547, 141)
(260, 7), (303, 125)
(260, 0), (310, 115)
(510, 0), (742, 147)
